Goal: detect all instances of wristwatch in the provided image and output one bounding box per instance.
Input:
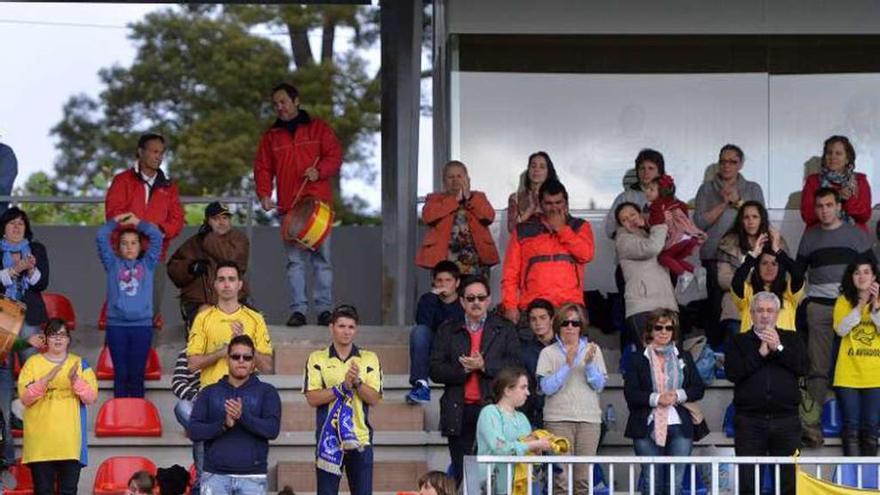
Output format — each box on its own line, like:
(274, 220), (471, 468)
(775, 344), (784, 353)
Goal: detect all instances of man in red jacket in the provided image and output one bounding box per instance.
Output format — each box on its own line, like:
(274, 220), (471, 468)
(105, 132), (185, 321)
(253, 83), (343, 327)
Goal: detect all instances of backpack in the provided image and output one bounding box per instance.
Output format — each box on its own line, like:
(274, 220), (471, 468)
(683, 335), (717, 385)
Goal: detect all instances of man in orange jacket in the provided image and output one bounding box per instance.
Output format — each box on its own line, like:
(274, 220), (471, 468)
(501, 180), (595, 323)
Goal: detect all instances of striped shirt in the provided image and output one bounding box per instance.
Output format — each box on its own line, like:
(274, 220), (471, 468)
(796, 222), (874, 302)
(171, 349), (200, 401)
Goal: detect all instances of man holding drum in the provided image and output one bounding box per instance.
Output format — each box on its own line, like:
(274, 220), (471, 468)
(253, 83), (343, 328)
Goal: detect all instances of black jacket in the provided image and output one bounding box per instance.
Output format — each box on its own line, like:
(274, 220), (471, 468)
(725, 328), (808, 417)
(518, 328), (550, 428)
(624, 349), (705, 440)
(429, 313), (521, 436)
(1, 241), (49, 326)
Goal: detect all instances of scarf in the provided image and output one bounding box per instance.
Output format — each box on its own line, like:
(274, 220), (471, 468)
(272, 110), (311, 138)
(646, 344), (683, 447)
(512, 429), (570, 495)
(316, 384), (361, 475)
(820, 163), (858, 223)
(1, 239), (31, 300)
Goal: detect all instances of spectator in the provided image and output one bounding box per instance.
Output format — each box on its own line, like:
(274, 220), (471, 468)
(406, 260), (463, 405)
(623, 309), (704, 495)
(715, 201), (780, 348)
(537, 302), (607, 495)
(501, 180), (595, 324)
(518, 298), (556, 428)
(604, 148), (665, 239)
(304, 304), (382, 495)
(644, 174), (707, 285)
(190, 335), (281, 495)
(167, 201), (250, 331)
(127, 470), (156, 494)
(832, 258), (880, 457)
(507, 151), (560, 232)
(730, 229), (803, 334)
(476, 366), (554, 493)
(0, 142), (17, 215)
(155, 465), (190, 495)
(416, 160), (499, 279)
(418, 471), (457, 495)
(796, 187), (874, 442)
(105, 132), (185, 322)
(17, 319), (98, 495)
(614, 202), (677, 365)
(694, 144), (765, 351)
(171, 349), (202, 493)
(725, 292), (808, 495)
(96, 213), (162, 398)
(801, 135), (871, 231)
(254, 83), (343, 327)
(430, 276), (520, 485)
(187, 262), (273, 388)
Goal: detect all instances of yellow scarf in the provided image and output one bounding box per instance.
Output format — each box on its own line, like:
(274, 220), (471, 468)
(512, 430), (570, 495)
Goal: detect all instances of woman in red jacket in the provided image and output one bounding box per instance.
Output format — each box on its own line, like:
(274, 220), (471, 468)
(416, 161), (499, 278)
(801, 135), (871, 231)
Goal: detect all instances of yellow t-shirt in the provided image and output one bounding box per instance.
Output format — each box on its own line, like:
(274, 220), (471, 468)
(733, 280), (803, 333)
(303, 345), (383, 445)
(17, 353), (97, 464)
(187, 305), (273, 387)
(833, 296), (880, 388)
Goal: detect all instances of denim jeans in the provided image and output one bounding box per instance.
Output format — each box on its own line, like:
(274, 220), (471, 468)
(633, 424), (693, 495)
(105, 324), (153, 398)
(201, 472), (267, 495)
(409, 324), (433, 386)
(174, 399), (205, 492)
(836, 387), (880, 433)
(29, 460), (81, 495)
(316, 445), (373, 495)
(285, 235), (332, 314)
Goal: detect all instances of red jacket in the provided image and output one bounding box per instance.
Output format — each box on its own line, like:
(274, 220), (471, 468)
(800, 172), (871, 231)
(416, 192), (499, 269)
(105, 167), (185, 261)
(502, 216), (595, 311)
(253, 116), (343, 213)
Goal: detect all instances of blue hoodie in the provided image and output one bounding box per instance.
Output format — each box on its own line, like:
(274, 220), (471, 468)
(96, 220), (162, 326)
(189, 374), (281, 475)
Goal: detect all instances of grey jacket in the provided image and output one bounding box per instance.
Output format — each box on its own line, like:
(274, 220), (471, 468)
(615, 224), (678, 318)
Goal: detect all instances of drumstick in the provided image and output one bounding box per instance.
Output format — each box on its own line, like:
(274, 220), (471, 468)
(289, 157), (320, 210)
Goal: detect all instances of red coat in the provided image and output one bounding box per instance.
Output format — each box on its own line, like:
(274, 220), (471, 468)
(416, 192), (499, 269)
(501, 216), (595, 311)
(253, 116), (343, 213)
(105, 167), (185, 261)
(800, 172), (872, 231)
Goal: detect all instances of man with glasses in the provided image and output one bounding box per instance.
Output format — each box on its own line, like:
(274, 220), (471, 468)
(190, 334), (281, 495)
(430, 276), (520, 485)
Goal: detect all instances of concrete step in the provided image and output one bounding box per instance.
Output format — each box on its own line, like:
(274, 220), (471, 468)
(277, 461), (427, 493)
(282, 401), (425, 431)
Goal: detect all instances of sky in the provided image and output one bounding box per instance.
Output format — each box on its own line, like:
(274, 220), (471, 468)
(0, 2), (433, 212)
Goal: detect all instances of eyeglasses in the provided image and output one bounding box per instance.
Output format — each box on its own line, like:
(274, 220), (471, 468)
(653, 325), (674, 332)
(560, 320), (582, 328)
(229, 353), (254, 362)
(463, 295), (489, 302)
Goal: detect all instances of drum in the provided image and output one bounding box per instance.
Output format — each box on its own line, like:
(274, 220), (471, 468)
(0, 296), (25, 360)
(281, 197), (334, 250)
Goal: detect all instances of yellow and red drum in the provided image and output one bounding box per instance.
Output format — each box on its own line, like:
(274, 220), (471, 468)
(281, 197), (334, 251)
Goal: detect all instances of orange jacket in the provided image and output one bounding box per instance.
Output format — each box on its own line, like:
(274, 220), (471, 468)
(501, 216), (595, 310)
(416, 192), (499, 269)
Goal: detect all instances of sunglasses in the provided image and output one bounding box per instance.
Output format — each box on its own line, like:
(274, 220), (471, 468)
(560, 320), (582, 328)
(653, 324), (674, 332)
(463, 295), (489, 303)
(229, 353), (254, 362)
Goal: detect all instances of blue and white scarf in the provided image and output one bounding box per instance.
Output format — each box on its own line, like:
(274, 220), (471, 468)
(316, 384), (361, 475)
(1, 239), (31, 300)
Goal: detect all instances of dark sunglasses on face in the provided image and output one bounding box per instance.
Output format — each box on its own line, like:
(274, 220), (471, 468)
(560, 319), (582, 328)
(463, 295), (489, 303)
(653, 325), (674, 332)
(229, 353), (254, 362)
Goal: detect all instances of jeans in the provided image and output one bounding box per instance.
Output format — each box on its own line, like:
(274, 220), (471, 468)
(174, 399), (205, 493)
(409, 324), (433, 385)
(836, 387), (880, 433)
(29, 460), (81, 495)
(202, 472), (267, 495)
(316, 445), (373, 495)
(632, 424), (693, 495)
(285, 235), (332, 314)
(105, 325), (153, 398)
(734, 414), (800, 495)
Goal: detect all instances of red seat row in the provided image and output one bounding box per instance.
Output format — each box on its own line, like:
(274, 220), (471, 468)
(3, 456), (171, 495)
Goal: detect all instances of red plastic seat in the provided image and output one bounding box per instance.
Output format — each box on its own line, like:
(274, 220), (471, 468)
(99, 301), (163, 331)
(95, 398), (162, 437)
(96, 345), (162, 381)
(3, 459), (33, 495)
(93, 456), (157, 495)
(41, 292), (76, 331)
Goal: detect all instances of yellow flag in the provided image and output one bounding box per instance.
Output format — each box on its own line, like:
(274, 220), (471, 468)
(797, 466), (879, 494)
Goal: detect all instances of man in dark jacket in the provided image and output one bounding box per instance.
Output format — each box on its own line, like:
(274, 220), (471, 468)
(726, 291), (808, 495)
(518, 298), (555, 428)
(429, 276), (520, 485)
(189, 335), (281, 494)
(167, 202), (250, 330)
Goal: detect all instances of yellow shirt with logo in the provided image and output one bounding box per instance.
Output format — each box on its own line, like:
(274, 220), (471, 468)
(833, 296), (880, 388)
(303, 345), (383, 445)
(733, 280), (803, 333)
(187, 305), (273, 387)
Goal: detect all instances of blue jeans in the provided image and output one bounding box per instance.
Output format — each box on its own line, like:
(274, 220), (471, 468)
(836, 387), (880, 433)
(285, 235), (332, 314)
(633, 424), (693, 495)
(409, 324), (433, 385)
(316, 445), (373, 495)
(174, 399), (205, 492)
(106, 325), (153, 397)
(201, 472), (267, 495)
